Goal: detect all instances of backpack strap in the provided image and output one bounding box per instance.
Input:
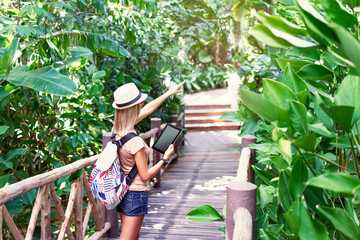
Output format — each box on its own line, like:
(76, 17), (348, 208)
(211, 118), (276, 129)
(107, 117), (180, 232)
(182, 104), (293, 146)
(126, 162), (139, 185)
(111, 132), (139, 185)
(111, 132), (138, 148)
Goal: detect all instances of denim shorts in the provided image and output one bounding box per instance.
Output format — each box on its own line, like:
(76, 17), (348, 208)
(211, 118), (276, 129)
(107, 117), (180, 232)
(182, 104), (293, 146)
(116, 190), (148, 216)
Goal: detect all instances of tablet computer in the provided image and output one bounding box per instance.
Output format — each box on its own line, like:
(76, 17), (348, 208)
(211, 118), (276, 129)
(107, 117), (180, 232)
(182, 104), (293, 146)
(152, 124), (183, 154)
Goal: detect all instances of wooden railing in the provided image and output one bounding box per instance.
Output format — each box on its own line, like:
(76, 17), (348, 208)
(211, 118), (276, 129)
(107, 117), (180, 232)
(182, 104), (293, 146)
(226, 135), (257, 240)
(0, 115), (184, 240)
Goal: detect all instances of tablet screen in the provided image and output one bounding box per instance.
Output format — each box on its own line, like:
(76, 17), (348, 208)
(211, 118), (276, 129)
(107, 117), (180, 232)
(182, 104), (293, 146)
(152, 124), (182, 154)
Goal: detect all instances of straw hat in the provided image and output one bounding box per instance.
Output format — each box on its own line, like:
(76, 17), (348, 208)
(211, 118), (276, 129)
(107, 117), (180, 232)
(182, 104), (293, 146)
(112, 83), (148, 109)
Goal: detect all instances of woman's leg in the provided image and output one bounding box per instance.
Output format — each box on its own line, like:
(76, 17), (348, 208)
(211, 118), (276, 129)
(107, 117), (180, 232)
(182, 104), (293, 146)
(119, 213), (144, 240)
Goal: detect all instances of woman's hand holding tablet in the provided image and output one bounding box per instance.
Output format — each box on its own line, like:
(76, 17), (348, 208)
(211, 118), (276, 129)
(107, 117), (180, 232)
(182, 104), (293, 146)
(152, 124), (183, 154)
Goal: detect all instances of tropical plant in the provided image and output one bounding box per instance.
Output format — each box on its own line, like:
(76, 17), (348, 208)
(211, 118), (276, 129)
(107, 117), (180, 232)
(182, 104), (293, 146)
(237, 0), (360, 239)
(164, 0), (246, 93)
(0, 0), (185, 237)
(186, 204), (226, 236)
(187, 0), (360, 239)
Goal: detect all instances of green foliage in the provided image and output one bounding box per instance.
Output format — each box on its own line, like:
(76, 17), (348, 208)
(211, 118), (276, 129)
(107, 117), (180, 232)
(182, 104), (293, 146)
(307, 173), (360, 195)
(334, 75), (360, 125)
(240, 88), (290, 123)
(7, 66), (77, 96)
(299, 199), (328, 240)
(229, 0), (360, 239)
(186, 204), (225, 222)
(0, 0), (188, 237)
(317, 206), (360, 239)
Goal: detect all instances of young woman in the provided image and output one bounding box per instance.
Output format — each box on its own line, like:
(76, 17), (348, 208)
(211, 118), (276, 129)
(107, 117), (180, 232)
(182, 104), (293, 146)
(111, 81), (184, 240)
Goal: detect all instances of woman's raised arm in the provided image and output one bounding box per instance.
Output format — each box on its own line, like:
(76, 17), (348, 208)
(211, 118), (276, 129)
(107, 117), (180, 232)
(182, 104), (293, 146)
(136, 81), (185, 124)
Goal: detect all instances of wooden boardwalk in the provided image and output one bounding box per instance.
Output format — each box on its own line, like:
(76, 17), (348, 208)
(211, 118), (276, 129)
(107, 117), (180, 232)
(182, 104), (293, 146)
(102, 89), (242, 239)
(139, 130), (241, 239)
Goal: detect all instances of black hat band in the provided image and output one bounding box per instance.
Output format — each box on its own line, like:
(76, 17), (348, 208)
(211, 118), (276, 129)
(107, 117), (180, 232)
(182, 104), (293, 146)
(116, 92), (142, 108)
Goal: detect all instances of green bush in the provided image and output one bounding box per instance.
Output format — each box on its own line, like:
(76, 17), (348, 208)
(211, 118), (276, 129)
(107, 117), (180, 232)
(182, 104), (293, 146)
(186, 0), (360, 239)
(0, 0), (185, 237)
(239, 0), (360, 239)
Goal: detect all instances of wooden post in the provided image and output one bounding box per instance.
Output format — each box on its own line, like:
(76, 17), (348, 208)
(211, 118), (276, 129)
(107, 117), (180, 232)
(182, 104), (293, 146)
(2, 205), (24, 240)
(236, 148), (251, 182)
(226, 134), (257, 240)
(83, 203), (93, 238)
(49, 184), (74, 240)
(179, 111), (185, 146)
(41, 185), (51, 240)
(82, 172), (103, 231)
(75, 175), (83, 239)
(233, 208), (253, 240)
(97, 202), (105, 236)
(241, 135), (257, 183)
(171, 114), (179, 161)
(26, 186), (45, 240)
(103, 132), (119, 238)
(226, 181), (257, 240)
(58, 178), (80, 240)
(151, 118), (162, 187)
(87, 222), (111, 240)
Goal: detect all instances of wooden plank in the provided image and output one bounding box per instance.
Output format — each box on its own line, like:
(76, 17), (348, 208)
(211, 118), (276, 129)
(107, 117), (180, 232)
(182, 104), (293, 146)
(103, 128), (241, 239)
(141, 225), (225, 234)
(181, 151), (239, 156)
(139, 128), (158, 140)
(141, 221), (224, 229)
(135, 129), (241, 239)
(0, 155), (98, 205)
(142, 222), (223, 229)
(2, 205), (24, 240)
(41, 185), (51, 240)
(183, 131), (241, 147)
(49, 184), (74, 240)
(165, 167), (238, 171)
(165, 166), (238, 171)
(140, 232), (224, 240)
(82, 172), (103, 231)
(58, 178), (80, 240)
(83, 203), (93, 238)
(175, 158), (239, 163)
(185, 104), (231, 110)
(181, 151), (240, 156)
(185, 122), (241, 132)
(25, 186), (45, 240)
(75, 175), (83, 239)
(151, 118), (162, 187)
(184, 108), (234, 116)
(176, 154), (239, 158)
(88, 222), (111, 240)
(97, 202), (106, 232)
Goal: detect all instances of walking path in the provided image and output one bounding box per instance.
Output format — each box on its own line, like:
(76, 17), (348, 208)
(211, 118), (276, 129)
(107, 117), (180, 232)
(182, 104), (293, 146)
(139, 134), (240, 239)
(105, 88), (242, 239)
(138, 89), (241, 239)
(183, 89), (241, 132)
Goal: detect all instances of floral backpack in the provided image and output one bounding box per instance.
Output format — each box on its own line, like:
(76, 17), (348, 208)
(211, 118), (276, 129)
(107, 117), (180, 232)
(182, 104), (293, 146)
(89, 132), (138, 210)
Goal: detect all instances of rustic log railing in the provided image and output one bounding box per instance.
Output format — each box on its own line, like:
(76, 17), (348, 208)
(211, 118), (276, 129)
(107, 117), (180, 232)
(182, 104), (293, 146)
(0, 116), (184, 240)
(226, 135), (257, 240)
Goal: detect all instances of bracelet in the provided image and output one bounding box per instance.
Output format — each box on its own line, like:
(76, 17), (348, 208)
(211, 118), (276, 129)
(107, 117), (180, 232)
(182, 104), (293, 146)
(160, 158), (168, 166)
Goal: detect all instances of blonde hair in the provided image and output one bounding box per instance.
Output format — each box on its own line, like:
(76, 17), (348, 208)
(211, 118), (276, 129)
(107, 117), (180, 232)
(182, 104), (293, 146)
(113, 104), (141, 138)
